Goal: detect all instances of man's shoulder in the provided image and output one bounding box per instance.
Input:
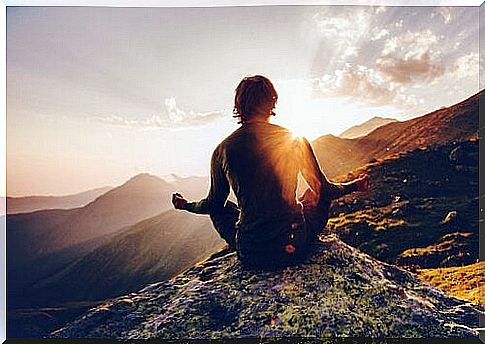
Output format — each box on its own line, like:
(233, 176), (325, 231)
(215, 122), (293, 150)
(212, 128), (242, 157)
(266, 122), (292, 134)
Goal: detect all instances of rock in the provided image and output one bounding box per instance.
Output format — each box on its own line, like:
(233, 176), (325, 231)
(50, 236), (481, 339)
(442, 211), (458, 224)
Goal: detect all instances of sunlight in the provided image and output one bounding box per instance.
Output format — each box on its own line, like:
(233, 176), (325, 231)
(273, 79), (351, 139)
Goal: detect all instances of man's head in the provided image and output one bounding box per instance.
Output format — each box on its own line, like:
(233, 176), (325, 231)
(233, 75), (278, 123)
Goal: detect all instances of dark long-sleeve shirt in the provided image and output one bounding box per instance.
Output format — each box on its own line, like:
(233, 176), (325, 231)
(184, 121), (357, 223)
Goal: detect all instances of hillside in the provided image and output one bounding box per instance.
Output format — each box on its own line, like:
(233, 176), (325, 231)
(50, 236), (481, 339)
(339, 116), (398, 139)
(5, 186), (112, 215)
(7, 173), (180, 273)
(8, 210), (225, 338)
(326, 139), (478, 269)
(416, 262), (484, 306)
(313, 90), (480, 178)
(28, 210), (225, 305)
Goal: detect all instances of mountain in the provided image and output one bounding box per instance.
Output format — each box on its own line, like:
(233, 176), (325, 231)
(50, 236), (481, 339)
(27, 210), (225, 306)
(312, 90), (480, 178)
(7, 175), (221, 338)
(8, 210), (225, 338)
(7, 173), (178, 273)
(7, 172), (201, 308)
(339, 116), (398, 139)
(326, 139), (478, 269)
(5, 186), (113, 215)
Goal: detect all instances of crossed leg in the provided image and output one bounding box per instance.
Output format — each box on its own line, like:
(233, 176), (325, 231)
(208, 187), (333, 261)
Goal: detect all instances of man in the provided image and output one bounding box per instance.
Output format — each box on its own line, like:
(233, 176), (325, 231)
(172, 75), (369, 270)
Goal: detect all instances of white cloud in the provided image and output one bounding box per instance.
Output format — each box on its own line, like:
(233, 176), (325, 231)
(88, 98), (224, 130)
(163, 97), (225, 126)
(438, 7), (452, 24)
(313, 9), (371, 60)
(371, 28), (389, 41)
(375, 6), (387, 15)
(451, 52), (479, 79)
(431, 7), (452, 24)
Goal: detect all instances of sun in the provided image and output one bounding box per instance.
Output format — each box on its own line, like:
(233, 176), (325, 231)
(271, 79), (358, 140)
(272, 79), (381, 140)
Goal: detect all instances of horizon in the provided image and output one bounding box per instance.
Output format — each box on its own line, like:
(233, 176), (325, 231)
(6, 5), (482, 197)
(5, 85), (480, 198)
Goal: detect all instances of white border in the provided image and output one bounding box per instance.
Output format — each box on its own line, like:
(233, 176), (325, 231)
(2, 0), (484, 7)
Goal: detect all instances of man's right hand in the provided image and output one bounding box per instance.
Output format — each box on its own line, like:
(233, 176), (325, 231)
(172, 192), (188, 210)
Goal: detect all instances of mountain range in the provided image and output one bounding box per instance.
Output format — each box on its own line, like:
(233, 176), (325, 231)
(5, 186), (113, 215)
(312, 91), (479, 178)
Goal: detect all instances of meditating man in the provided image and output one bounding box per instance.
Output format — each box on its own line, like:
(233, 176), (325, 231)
(172, 75), (369, 270)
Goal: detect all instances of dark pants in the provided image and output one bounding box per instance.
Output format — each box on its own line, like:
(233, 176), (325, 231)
(209, 189), (332, 269)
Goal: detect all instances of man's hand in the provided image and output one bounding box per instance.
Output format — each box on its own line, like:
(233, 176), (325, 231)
(172, 192), (188, 210)
(354, 173), (370, 192)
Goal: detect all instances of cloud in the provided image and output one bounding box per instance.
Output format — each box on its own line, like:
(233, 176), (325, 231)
(163, 97), (224, 126)
(88, 98), (225, 130)
(374, 6), (387, 15)
(370, 28), (389, 41)
(451, 52), (479, 79)
(315, 63), (417, 109)
(376, 53), (445, 84)
(376, 30), (445, 84)
(312, 9), (371, 60)
(432, 7), (452, 24)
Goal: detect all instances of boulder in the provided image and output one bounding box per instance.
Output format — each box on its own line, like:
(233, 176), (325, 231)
(50, 236), (481, 339)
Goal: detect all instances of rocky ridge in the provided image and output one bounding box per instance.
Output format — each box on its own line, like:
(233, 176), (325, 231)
(51, 236), (482, 339)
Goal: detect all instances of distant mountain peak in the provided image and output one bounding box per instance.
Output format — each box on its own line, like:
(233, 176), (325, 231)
(339, 116), (399, 139)
(117, 173), (171, 188)
(128, 172), (159, 181)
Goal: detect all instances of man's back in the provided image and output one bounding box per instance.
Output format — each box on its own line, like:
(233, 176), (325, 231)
(217, 121), (303, 226)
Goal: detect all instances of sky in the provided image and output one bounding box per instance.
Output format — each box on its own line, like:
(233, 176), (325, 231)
(6, 4), (482, 196)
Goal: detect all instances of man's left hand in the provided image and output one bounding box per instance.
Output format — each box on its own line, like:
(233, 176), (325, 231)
(172, 192), (188, 210)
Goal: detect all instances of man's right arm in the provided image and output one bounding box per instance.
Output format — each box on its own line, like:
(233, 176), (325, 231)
(298, 137), (361, 201)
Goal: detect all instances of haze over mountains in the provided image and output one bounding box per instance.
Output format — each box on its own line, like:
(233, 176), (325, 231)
(27, 210), (224, 306)
(339, 116), (398, 139)
(8, 173), (180, 272)
(7, 90), (481, 338)
(5, 186), (113, 215)
(7, 173), (215, 336)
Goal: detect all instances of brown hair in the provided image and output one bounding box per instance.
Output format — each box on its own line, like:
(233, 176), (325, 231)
(233, 75), (278, 124)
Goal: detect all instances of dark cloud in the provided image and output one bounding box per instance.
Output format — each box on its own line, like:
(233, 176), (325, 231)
(376, 52), (445, 84)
